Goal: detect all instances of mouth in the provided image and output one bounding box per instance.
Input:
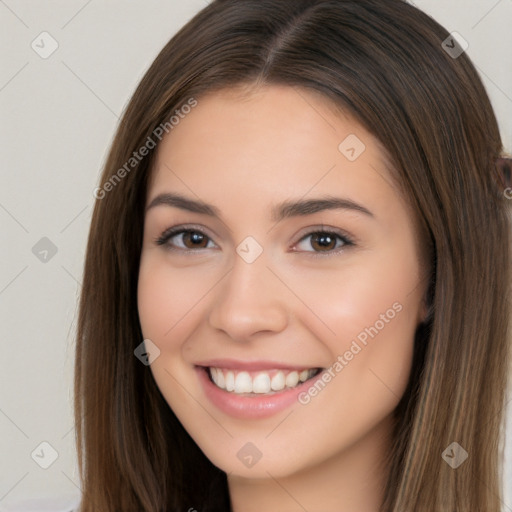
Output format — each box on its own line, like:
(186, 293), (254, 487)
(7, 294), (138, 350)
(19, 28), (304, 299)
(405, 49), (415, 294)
(200, 366), (323, 396)
(195, 361), (326, 418)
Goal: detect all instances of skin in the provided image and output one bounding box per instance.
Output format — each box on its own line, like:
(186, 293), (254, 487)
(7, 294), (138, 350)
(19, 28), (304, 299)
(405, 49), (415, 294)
(137, 84), (429, 512)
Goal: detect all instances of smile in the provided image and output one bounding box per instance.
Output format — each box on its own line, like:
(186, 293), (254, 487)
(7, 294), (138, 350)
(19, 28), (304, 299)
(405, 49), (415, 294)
(196, 360), (326, 418)
(207, 367), (322, 395)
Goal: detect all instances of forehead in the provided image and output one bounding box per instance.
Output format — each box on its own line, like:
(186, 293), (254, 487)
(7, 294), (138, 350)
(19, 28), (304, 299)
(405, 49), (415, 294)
(147, 85), (398, 205)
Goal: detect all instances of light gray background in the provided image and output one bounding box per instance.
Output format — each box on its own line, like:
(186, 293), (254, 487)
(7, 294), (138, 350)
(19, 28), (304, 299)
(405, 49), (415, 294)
(1, 0), (511, 509)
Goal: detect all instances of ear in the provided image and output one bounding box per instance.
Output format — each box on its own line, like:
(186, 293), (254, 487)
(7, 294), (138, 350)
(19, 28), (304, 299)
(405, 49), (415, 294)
(495, 156), (512, 190)
(417, 278), (435, 325)
(417, 270), (434, 325)
(418, 299), (430, 324)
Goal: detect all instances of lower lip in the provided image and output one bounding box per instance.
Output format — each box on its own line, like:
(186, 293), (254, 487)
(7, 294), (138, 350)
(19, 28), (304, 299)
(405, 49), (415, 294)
(196, 367), (320, 419)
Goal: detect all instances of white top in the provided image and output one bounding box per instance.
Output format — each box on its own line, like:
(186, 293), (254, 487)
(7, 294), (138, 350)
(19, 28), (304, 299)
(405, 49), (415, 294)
(0, 494), (81, 512)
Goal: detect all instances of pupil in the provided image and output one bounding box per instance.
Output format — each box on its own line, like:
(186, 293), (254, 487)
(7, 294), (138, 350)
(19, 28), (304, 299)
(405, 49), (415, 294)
(186, 231), (206, 247)
(313, 233), (334, 251)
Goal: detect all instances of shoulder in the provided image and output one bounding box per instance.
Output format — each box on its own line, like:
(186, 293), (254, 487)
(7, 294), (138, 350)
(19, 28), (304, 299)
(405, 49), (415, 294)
(0, 494), (81, 512)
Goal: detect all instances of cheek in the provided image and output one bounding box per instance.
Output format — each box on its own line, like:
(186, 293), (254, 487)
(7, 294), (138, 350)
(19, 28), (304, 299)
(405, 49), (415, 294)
(284, 247), (421, 405)
(282, 245), (421, 346)
(137, 256), (211, 413)
(137, 254), (216, 346)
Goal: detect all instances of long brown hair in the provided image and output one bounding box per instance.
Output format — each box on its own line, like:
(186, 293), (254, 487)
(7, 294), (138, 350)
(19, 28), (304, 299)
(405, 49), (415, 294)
(74, 0), (512, 510)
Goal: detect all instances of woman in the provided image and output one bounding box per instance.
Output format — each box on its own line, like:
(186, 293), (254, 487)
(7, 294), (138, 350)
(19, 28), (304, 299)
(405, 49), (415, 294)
(75, 0), (512, 510)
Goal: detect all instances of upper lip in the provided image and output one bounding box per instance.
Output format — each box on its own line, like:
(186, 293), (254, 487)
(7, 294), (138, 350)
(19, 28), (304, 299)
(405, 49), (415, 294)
(195, 359), (322, 371)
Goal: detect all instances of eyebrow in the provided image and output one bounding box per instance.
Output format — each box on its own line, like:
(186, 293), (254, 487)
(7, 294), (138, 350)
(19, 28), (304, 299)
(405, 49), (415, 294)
(145, 192), (374, 222)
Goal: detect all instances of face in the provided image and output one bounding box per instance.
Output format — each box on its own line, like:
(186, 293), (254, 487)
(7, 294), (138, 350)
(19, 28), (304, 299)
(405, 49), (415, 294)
(137, 84), (428, 479)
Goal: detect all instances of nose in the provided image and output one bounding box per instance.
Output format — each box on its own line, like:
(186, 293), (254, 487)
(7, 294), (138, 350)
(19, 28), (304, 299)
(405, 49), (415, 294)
(207, 252), (289, 341)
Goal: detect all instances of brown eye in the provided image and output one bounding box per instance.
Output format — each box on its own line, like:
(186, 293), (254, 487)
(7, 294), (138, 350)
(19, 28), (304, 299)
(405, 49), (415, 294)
(309, 232), (338, 251)
(294, 230), (354, 256)
(156, 228), (216, 251)
(181, 230), (209, 249)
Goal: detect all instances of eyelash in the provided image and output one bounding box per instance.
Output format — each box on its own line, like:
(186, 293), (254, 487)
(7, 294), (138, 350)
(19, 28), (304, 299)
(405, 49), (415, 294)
(154, 224), (355, 257)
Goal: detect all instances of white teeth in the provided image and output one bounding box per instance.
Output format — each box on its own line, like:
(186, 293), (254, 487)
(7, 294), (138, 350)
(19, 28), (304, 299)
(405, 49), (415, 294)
(234, 372), (252, 393)
(225, 371), (235, 391)
(270, 371), (286, 391)
(208, 367), (317, 394)
(216, 368), (225, 389)
(252, 373), (271, 394)
(285, 371), (299, 388)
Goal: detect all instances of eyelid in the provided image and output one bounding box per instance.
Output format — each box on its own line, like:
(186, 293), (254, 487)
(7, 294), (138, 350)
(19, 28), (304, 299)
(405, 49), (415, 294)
(290, 226), (355, 258)
(154, 223), (219, 249)
(292, 224), (356, 247)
